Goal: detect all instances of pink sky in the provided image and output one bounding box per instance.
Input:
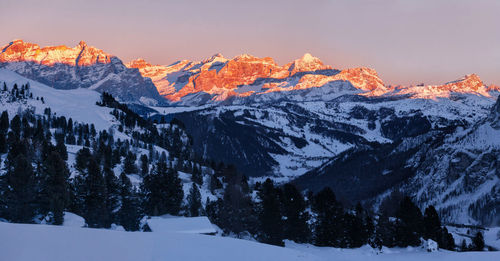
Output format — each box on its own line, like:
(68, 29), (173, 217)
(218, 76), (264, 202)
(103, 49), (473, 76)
(1, 0), (499, 86)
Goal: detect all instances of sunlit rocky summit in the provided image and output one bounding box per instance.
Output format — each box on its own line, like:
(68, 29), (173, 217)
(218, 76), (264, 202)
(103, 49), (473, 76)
(0, 40), (164, 105)
(1, 40), (498, 106)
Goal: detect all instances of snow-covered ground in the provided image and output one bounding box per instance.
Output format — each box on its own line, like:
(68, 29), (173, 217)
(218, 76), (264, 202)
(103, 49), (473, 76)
(0, 68), (117, 131)
(1, 221), (499, 261)
(0, 221), (318, 261)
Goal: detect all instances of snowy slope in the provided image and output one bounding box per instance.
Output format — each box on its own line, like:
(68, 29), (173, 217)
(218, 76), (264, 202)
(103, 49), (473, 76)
(0, 222), (319, 261)
(0, 68), (116, 131)
(1, 222), (499, 261)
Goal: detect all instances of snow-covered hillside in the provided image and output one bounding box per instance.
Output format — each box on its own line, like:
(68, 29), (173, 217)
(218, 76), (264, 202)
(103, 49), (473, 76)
(0, 68), (116, 131)
(1, 221), (499, 261)
(0, 68), (213, 211)
(165, 91), (496, 179)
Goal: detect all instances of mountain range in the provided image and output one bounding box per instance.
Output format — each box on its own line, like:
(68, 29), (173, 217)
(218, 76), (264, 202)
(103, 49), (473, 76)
(2, 40), (499, 106)
(1, 40), (499, 226)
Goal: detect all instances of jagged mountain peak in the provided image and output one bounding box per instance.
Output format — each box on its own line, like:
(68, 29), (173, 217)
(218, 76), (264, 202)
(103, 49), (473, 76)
(286, 52), (331, 74)
(443, 73), (484, 91)
(0, 39), (165, 105)
(126, 58), (153, 69)
(202, 53), (227, 64)
(0, 39), (112, 66)
(78, 40), (87, 48)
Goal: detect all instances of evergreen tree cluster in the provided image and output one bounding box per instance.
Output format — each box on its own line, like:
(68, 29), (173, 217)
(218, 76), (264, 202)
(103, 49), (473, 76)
(206, 168), (457, 250)
(0, 102), (203, 231)
(1, 81), (46, 103)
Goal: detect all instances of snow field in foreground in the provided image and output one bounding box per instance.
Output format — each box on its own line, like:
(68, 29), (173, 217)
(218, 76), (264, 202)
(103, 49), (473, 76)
(1, 222), (500, 261)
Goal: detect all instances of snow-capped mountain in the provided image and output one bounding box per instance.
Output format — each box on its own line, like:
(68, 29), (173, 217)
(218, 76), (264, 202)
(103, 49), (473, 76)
(0, 40), (164, 105)
(127, 53), (388, 105)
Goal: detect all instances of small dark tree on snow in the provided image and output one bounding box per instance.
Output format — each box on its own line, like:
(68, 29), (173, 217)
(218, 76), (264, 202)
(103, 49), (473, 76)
(140, 154), (149, 176)
(75, 147), (92, 173)
(103, 167), (120, 227)
(40, 151), (69, 225)
(187, 183), (202, 217)
(10, 115), (21, 137)
(460, 239), (469, 251)
(123, 151), (137, 174)
(191, 165), (203, 186)
(395, 196), (424, 247)
(258, 179), (284, 246)
(281, 183), (310, 243)
(423, 205), (441, 241)
(5, 154), (37, 223)
(0, 110), (9, 134)
(118, 173), (141, 231)
(423, 205), (455, 250)
(312, 187), (344, 247)
(83, 158), (108, 228)
(472, 232), (485, 251)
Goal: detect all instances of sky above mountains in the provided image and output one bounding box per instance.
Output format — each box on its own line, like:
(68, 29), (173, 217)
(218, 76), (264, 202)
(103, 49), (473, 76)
(1, 0), (499, 86)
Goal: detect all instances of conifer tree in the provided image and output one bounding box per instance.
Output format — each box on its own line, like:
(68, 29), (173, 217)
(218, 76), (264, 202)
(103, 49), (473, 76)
(118, 173), (141, 231)
(142, 162), (183, 216)
(395, 196), (424, 247)
(187, 183), (202, 217)
(83, 158), (108, 228)
(55, 133), (68, 161)
(460, 239), (468, 251)
(0, 110), (9, 134)
(5, 154), (36, 223)
(103, 167), (120, 227)
(258, 179), (284, 246)
(140, 154), (149, 176)
(423, 205), (441, 242)
(281, 183), (310, 243)
(472, 232), (485, 251)
(312, 187), (344, 247)
(0, 134), (6, 154)
(10, 115), (21, 137)
(191, 164), (203, 186)
(40, 151), (69, 225)
(123, 151), (137, 174)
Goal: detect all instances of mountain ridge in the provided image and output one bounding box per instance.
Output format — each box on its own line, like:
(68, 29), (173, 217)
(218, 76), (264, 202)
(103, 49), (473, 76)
(0, 39), (165, 105)
(1, 39), (498, 107)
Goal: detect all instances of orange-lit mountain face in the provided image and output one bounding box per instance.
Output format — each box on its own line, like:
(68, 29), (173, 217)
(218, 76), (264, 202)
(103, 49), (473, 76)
(0, 40), (110, 66)
(0, 39), (497, 106)
(0, 40), (164, 104)
(127, 53), (388, 103)
(127, 53), (496, 104)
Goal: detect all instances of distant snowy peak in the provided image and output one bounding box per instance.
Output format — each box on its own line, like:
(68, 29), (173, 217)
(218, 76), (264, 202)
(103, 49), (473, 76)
(285, 53), (332, 76)
(392, 74), (493, 99)
(127, 53), (386, 104)
(0, 39), (165, 105)
(442, 74), (484, 92)
(0, 39), (111, 66)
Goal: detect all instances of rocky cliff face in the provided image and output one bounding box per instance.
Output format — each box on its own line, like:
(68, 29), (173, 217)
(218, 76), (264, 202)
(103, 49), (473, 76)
(129, 52), (499, 106)
(0, 40), (164, 105)
(127, 53), (386, 105)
